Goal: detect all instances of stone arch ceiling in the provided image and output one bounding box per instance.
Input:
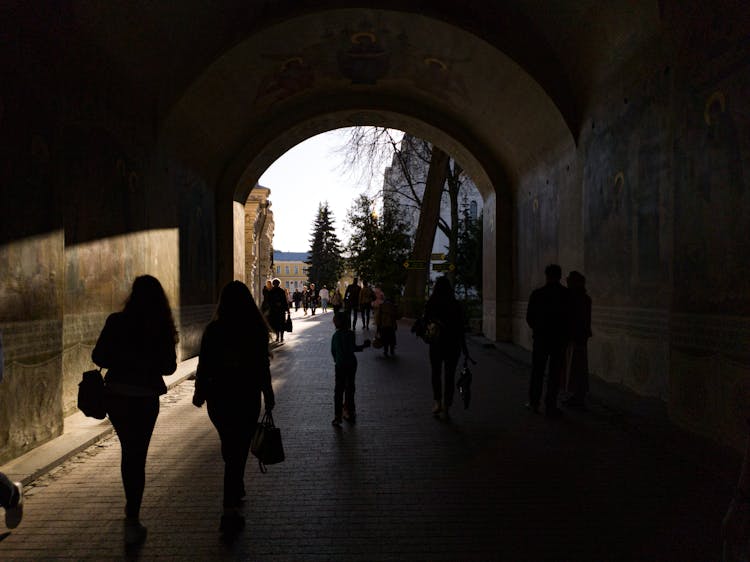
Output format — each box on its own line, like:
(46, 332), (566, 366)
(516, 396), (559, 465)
(150, 2), (660, 201)
(161, 8), (571, 201)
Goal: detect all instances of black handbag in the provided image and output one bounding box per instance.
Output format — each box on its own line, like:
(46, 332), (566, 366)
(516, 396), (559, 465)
(78, 368), (106, 419)
(284, 313), (293, 333)
(251, 410), (285, 473)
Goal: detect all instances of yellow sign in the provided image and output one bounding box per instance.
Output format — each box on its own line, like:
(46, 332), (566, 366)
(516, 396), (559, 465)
(404, 260), (427, 269)
(432, 262), (455, 272)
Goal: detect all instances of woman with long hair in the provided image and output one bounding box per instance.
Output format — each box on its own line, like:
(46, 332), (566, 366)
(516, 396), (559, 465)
(92, 275), (178, 546)
(423, 276), (469, 419)
(192, 281), (276, 535)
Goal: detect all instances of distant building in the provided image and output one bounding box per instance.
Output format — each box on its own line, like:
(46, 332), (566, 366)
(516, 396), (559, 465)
(382, 134), (483, 283)
(272, 251), (308, 291)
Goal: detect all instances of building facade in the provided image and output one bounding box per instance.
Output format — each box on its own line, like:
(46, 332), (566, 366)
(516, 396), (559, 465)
(244, 185), (275, 301)
(382, 134), (483, 284)
(272, 251), (308, 291)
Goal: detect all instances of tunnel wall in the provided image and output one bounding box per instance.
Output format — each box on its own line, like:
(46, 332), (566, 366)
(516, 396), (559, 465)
(0, 12), (216, 462)
(513, 13), (750, 451)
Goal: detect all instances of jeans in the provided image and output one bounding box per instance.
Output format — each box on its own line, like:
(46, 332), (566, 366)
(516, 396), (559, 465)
(360, 306), (371, 328)
(207, 399), (260, 508)
(349, 306), (360, 328)
(529, 338), (566, 410)
(429, 345), (460, 407)
(334, 364), (357, 418)
(106, 393), (160, 519)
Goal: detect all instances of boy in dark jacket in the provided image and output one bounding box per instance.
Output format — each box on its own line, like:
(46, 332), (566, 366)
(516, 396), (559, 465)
(330, 312), (370, 425)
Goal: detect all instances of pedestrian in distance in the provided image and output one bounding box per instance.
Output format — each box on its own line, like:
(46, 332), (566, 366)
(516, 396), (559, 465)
(309, 283), (319, 315)
(344, 277), (361, 330)
(329, 287), (343, 315)
(0, 330), (24, 531)
(525, 263), (569, 418)
(562, 271), (592, 410)
(319, 285), (330, 313)
(192, 281), (276, 536)
(359, 280), (374, 330)
(374, 290), (399, 357)
(330, 311), (370, 426)
(302, 286), (309, 316)
(267, 278), (289, 343)
(92, 275), (178, 546)
(293, 288), (301, 312)
(423, 276), (469, 420)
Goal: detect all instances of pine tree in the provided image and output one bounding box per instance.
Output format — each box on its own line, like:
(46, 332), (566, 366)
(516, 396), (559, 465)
(306, 202), (344, 288)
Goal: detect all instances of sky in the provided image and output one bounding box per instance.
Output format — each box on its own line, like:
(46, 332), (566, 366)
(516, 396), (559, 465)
(258, 128), (400, 253)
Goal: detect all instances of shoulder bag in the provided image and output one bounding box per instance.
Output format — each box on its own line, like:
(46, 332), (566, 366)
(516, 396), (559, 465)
(251, 410), (285, 473)
(78, 368), (107, 419)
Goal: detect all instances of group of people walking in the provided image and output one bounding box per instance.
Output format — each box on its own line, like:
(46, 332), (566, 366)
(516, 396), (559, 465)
(90, 275), (276, 543)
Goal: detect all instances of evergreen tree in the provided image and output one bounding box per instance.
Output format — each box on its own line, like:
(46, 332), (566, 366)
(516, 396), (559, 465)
(306, 202), (344, 288)
(454, 203), (483, 299)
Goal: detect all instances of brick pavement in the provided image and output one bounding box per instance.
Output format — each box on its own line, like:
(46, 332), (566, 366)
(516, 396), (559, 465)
(0, 308), (739, 560)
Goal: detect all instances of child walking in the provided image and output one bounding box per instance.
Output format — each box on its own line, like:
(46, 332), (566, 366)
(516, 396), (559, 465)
(330, 311), (370, 425)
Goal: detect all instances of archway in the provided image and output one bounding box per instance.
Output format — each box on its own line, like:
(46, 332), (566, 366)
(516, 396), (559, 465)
(160, 8), (576, 341)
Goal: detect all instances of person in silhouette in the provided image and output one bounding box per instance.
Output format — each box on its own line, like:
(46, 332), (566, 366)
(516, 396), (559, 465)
(525, 264), (569, 418)
(344, 277), (361, 329)
(359, 280), (374, 330)
(562, 271), (592, 410)
(330, 311), (370, 425)
(423, 276), (469, 419)
(267, 278), (289, 343)
(374, 290), (398, 357)
(92, 275), (178, 545)
(0, 332), (24, 530)
(192, 281), (275, 535)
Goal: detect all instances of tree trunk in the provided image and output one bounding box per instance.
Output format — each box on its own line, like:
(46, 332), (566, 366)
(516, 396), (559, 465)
(402, 146), (450, 317)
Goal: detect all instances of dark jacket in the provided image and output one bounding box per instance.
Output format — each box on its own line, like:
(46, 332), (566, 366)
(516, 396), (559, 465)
(344, 283), (361, 310)
(194, 320), (274, 407)
(424, 299), (467, 356)
(526, 282), (569, 344)
(331, 328), (366, 368)
(92, 312), (177, 396)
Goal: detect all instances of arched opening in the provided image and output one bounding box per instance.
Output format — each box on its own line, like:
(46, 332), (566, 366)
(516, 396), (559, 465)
(159, 8), (576, 342)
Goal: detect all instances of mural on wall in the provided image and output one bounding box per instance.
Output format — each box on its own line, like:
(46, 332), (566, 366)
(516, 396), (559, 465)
(584, 66), (672, 307)
(254, 55), (315, 106)
(674, 83), (750, 315)
(253, 19), (469, 110)
(517, 181), (559, 296)
(584, 126), (632, 304)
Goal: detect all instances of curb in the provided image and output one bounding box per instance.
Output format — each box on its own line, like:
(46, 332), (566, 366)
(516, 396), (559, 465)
(0, 357), (198, 486)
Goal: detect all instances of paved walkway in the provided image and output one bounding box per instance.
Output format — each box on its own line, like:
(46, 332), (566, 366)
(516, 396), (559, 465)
(0, 308), (739, 560)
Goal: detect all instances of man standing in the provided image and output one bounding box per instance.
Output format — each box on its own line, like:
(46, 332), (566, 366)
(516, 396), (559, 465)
(344, 278), (361, 329)
(525, 264), (569, 418)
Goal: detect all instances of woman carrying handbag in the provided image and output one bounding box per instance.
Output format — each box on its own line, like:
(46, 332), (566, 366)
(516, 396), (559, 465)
(192, 281), (276, 535)
(92, 275), (178, 546)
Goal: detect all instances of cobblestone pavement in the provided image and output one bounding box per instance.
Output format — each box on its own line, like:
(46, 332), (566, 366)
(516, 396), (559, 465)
(0, 309), (736, 560)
